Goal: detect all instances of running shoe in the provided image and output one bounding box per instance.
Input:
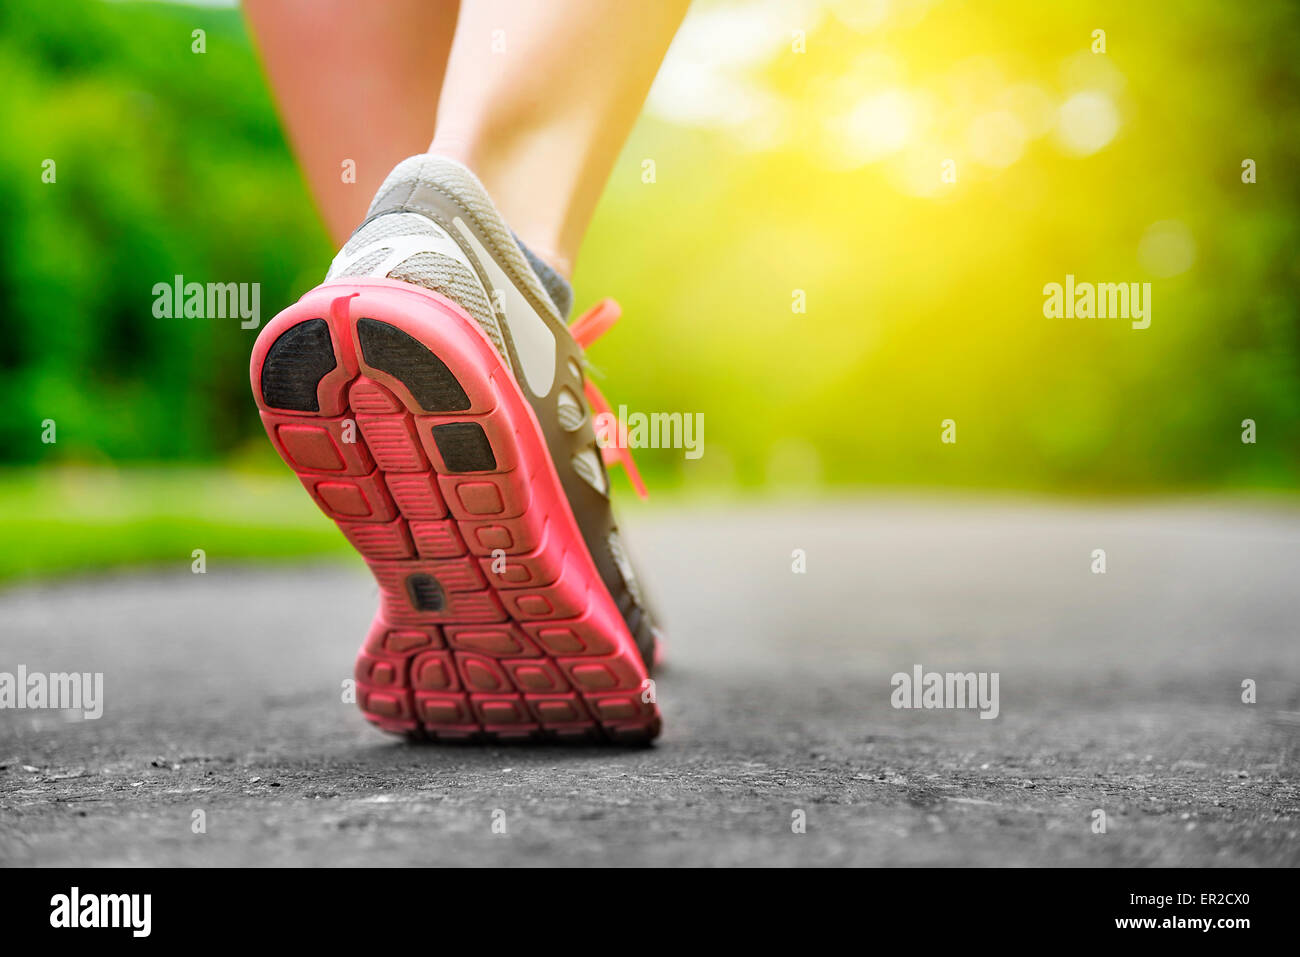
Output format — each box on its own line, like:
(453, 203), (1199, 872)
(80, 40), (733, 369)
(250, 154), (662, 743)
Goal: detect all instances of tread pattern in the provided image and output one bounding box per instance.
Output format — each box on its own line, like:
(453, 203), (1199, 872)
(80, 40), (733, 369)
(356, 317), (470, 412)
(261, 319), (336, 412)
(253, 288), (660, 744)
(431, 422), (497, 473)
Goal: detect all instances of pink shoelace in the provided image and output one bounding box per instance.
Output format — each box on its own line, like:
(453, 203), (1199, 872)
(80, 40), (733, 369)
(569, 298), (648, 500)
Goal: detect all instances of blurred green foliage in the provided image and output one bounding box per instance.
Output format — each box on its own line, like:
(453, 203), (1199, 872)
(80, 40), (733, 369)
(0, 466), (350, 583)
(0, 0), (328, 467)
(3, 0), (1299, 495)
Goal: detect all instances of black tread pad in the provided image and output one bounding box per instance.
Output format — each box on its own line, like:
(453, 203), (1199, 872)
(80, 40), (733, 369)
(431, 422), (497, 473)
(261, 319), (336, 412)
(405, 574), (445, 612)
(356, 317), (470, 412)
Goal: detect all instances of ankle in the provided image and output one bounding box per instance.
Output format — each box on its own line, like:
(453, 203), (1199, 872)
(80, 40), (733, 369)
(425, 138), (576, 280)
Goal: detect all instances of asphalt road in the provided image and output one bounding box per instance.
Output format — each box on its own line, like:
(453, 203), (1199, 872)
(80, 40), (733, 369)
(2, 498), (1298, 866)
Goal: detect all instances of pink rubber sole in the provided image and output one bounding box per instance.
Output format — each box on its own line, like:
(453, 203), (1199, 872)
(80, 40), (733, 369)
(250, 278), (661, 743)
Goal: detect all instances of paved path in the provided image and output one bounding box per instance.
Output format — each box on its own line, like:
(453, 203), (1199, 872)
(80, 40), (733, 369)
(2, 499), (1298, 865)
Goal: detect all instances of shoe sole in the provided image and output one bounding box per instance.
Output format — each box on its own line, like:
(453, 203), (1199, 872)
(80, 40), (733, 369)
(250, 278), (662, 744)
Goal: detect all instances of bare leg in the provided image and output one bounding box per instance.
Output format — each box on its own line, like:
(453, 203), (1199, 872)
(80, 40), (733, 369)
(430, 0), (689, 277)
(247, 0), (686, 274)
(244, 0), (459, 244)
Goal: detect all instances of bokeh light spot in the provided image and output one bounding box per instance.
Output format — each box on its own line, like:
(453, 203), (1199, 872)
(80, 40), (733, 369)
(1138, 220), (1197, 277)
(968, 110), (1027, 168)
(1054, 91), (1120, 155)
(827, 89), (914, 166)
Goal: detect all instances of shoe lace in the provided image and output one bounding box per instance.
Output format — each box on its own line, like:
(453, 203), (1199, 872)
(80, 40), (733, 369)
(569, 298), (648, 500)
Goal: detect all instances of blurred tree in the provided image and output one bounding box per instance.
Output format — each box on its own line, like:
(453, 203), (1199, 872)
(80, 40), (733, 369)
(2, 0), (1297, 494)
